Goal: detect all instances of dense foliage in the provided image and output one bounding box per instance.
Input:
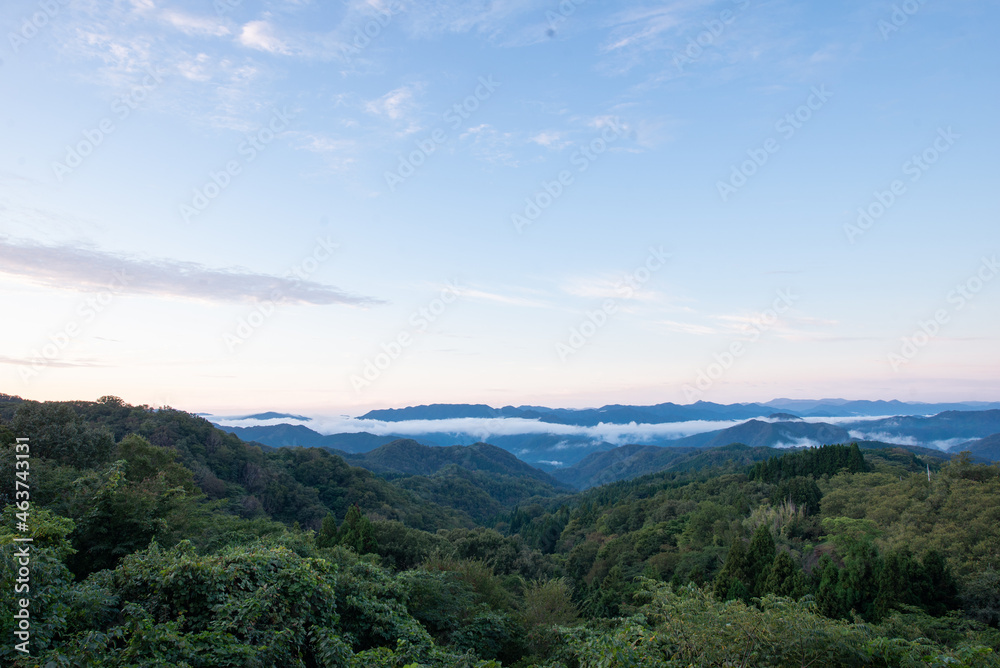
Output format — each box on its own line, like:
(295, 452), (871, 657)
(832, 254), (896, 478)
(2, 396), (998, 666)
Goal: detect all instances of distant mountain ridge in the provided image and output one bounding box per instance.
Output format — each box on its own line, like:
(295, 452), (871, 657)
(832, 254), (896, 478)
(219, 424), (401, 453)
(239, 411), (312, 421)
(360, 401), (779, 425)
(764, 398), (1000, 416)
(849, 411), (1000, 444)
(359, 400), (1000, 425)
(952, 433), (1000, 463)
(215, 407), (1000, 468)
(668, 420), (852, 450)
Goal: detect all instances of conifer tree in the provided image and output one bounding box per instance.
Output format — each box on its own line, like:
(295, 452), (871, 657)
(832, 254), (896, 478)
(920, 549), (958, 616)
(317, 513), (339, 548)
(847, 442), (868, 473)
(747, 524), (776, 596)
(816, 555), (847, 619)
(338, 504), (378, 554)
(714, 538), (750, 601)
(764, 550), (807, 598)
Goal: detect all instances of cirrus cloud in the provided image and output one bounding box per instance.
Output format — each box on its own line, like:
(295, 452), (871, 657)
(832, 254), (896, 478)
(0, 239), (380, 306)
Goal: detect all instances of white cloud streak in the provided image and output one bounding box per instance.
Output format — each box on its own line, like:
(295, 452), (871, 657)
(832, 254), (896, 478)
(0, 240), (380, 306)
(239, 20), (293, 55)
(216, 415), (750, 444)
(211, 413), (917, 448)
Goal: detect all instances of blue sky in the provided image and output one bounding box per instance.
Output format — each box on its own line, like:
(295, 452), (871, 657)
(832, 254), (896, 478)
(1, 0), (998, 414)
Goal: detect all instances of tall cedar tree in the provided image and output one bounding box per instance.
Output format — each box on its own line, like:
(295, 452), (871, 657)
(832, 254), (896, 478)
(746, 524), (776, 597)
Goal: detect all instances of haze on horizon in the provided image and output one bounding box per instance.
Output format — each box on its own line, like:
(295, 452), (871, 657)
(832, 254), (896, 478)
(1, 0), (998, 414)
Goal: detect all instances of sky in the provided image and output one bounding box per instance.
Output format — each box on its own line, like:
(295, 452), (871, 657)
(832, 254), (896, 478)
(1, 0), (998, 415)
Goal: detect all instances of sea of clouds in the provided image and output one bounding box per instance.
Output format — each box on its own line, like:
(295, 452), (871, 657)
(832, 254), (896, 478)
(211, 413), (905, 447)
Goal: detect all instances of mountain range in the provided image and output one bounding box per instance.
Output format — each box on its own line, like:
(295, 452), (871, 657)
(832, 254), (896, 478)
(222, 423), (398, 452)
(205, 400), (1000, 488)
(666, 419), (851, 449)
(356, 399), (1000, 425)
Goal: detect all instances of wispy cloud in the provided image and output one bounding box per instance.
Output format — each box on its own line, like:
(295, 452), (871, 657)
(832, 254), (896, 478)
(365, 85), (421, 121)
(845, 430), (971, 452)
(772, 437), (822, 449)
(530, 130), (569, 148)
(560, 275), (666, 303)
(239, 20), (294, 55)
(657, 319), (716, 335)
(161, 10), (231, 37)
(0, 355), (107, 369)
(213, 413), (931, 448)
(0, 240), (380, 306)
(45, 1), (275, 131)
(459, 124), (519, 166)
(289, 133), (362, 172)
(600, 5), (688, 54)
(215, 414), (751, 445)
(401, 0), (547, 41)
(460, 286), (552, 309)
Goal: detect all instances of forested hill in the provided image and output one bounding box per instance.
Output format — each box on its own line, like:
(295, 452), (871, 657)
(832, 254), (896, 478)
(335, 440), (572, 522)
(220, 422), (400, 452)
(550, 443), (779, 489)
(3, 395), (1000, 667)
(551, 443), (695, 489)
(552, 440), (952, 489)
(951, 432), (1000, 461)
(340, 439), (568, 487)
(668, 418), (851, 449)
(0, 395), (478, 530)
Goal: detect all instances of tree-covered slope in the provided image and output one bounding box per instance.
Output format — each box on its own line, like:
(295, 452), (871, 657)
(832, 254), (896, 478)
(954, 433), (1000, 463)
(3, 396), (999, 667)
(341, 439), (566, 486)
(671, 419), (852, 449)
(338, 440), (572, 523)
(218, 422), (401, 452)
(551, 443), (784, 490)
(0, 396), (472, 533)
